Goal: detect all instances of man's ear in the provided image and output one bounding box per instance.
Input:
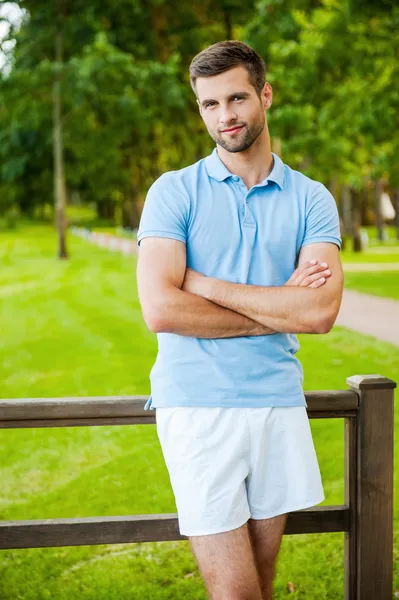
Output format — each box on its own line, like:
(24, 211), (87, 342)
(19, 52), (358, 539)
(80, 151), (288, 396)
(262, 82), (273, 111)
(196, 98), (203, 118)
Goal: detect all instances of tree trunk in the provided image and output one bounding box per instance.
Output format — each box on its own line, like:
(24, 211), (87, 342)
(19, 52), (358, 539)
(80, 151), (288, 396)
(96, 201), (116, 221)
(341, 185), (352, 236)
(359, 187), (368, 225)
(53, 3), (68, 259)
(122, 199), (140, 229)
(352, 189), (363, 252)
(374, 179), (384, 242)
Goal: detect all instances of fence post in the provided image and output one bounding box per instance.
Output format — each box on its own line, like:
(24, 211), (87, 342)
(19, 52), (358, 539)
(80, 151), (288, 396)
(346, 375), (396, 600)
(344, 404), (357, 599)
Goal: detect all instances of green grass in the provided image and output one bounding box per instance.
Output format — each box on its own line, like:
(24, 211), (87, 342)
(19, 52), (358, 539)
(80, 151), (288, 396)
(341, 248), (399, 263)
(0, 224), (398, 599)
(340, 226), (399, 300)
(344, 271), (399, 300)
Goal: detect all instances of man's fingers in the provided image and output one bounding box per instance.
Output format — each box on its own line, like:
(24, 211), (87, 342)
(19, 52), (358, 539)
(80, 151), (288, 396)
(294, 264), (330, 286)
(298, 262), (328, 277)
(309, 277), (326, 288)
(287, 261), (321, 285)
(301, 269), (331, 286)
(286, 261), (330, 287)
(295, 260), (319, 274)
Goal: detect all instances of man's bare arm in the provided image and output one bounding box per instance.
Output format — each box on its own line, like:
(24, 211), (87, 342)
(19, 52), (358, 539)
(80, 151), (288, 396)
(182, 243), (343, 334)
(136, 237), (275, 338)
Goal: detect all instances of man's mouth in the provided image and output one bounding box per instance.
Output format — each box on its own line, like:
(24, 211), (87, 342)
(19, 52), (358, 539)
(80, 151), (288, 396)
(220, 125), (244, 135)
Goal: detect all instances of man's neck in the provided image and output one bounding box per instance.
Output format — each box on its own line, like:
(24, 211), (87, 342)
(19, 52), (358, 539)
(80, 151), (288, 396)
(216, 127), (274, 190)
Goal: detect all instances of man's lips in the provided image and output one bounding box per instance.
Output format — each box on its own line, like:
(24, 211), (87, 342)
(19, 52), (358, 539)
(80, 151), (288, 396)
(220, 125), (244, 135)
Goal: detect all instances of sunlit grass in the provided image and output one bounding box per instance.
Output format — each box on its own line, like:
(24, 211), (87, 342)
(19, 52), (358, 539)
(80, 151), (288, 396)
(0, 224), (397, 599)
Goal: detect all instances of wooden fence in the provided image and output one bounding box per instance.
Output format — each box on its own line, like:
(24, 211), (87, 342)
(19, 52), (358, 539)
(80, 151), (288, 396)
(0, 374), (395, 600)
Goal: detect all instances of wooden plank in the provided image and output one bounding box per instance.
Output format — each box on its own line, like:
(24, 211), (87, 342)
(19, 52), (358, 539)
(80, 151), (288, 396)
(0, 391), (358, 428)
(0, 396), (150, 421)
(305, 390), (358, 412)
(344, 416), (358, 600)
(307, 410), (357, 420)
(347, 375), (395, 600)
(0, 417), (154, 429)
(286, 505), (348, 534)
(0, 506), (348, 549)
(0, 411), (358, 429)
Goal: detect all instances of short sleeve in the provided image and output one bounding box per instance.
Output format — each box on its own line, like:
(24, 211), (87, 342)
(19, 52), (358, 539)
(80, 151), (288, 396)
(137, 173), (189, 247)
(301, 183), (342, 249)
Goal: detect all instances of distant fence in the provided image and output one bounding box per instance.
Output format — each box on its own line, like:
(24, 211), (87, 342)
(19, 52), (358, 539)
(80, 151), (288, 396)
(70, 226), (138, 255)
(0, 375), (395, 600)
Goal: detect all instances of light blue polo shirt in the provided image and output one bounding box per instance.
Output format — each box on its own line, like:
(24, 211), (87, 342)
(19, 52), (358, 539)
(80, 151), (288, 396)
(137, 148), (341, 410)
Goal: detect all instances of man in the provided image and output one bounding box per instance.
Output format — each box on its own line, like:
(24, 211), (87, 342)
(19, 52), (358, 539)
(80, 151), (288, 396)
(136, 40), (343, 600)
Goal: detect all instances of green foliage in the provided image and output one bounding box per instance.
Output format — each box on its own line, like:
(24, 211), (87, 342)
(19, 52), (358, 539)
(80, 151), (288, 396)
(0, 3), (189, 222)
(1, 0), (398, 222)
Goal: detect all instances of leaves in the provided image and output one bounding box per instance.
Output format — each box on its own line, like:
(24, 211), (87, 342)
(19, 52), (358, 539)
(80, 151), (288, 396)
(1, 0), (398, 219)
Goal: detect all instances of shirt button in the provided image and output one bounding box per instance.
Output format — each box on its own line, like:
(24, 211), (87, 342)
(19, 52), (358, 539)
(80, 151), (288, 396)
(233, 176), (240, 182)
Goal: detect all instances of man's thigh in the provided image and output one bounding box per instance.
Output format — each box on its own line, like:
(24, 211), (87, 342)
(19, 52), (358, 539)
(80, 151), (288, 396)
(247, 514), (287, 569)
(189, 522), (263, 600)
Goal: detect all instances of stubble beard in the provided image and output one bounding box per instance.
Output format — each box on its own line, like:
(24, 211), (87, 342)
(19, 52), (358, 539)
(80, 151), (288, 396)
(211, 113), (265, 153)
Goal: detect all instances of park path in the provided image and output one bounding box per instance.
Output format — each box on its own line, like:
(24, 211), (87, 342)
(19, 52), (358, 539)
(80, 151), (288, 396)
(336, 290), (399, 346)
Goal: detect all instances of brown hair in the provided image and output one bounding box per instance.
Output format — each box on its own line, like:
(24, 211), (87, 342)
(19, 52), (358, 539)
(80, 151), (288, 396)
(189, 40), (266, 97)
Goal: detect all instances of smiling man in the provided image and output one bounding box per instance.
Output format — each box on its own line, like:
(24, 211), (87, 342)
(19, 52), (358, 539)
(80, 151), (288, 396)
(136, 41), (343, 600)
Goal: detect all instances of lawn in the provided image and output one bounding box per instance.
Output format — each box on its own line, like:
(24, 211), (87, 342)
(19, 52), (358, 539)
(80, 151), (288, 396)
(0, 224), (398, 599)
(340, 231), (399, 300)
(340, 226), (399, 300)
(344, 271), (399, 301)
(341, 248), (399, 264)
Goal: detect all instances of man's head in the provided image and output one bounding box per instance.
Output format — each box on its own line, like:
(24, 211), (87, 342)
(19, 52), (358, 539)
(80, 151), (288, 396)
(189, 41), (272, 153)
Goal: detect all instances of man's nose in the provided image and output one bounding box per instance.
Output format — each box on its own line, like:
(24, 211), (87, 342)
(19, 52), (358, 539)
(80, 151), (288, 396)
(219, 105), (237, 127)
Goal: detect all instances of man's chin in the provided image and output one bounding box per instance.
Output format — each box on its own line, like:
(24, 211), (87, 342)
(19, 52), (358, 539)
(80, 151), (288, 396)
(217, 139), (253, 153)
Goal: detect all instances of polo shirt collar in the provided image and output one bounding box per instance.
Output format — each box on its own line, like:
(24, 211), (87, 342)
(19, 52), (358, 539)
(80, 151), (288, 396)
(205, 147), (285, 189)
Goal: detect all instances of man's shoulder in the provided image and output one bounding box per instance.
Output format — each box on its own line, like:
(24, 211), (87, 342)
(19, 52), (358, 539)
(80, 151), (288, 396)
(283, 161), (326, 196)
(282, 162), (338, 222)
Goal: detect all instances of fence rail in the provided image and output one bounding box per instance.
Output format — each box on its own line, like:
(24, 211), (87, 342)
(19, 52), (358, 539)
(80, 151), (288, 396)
(0, 374), (395, 600)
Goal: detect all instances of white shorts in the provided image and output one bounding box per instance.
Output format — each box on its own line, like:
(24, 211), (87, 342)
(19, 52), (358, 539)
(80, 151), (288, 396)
(156, 406), (324, 537)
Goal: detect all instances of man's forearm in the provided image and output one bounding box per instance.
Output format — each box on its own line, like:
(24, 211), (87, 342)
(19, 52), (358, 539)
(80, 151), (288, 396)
(151, 287), (276, 338)
(201, 278), (333, 334)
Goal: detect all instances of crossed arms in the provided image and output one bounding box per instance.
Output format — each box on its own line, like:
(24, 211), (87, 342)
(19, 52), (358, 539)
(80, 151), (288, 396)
(136, 237), (344, 338)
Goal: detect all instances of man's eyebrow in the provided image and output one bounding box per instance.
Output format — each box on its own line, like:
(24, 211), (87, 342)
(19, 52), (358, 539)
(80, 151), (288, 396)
(200, 91), (251, 107)
(228, 91), (251, 100)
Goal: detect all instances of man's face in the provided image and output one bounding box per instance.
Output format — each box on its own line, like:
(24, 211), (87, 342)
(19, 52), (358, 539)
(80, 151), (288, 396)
(195, 65), (272, 153)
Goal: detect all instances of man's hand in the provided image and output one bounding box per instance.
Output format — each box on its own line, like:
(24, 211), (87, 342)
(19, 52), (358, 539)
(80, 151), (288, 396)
(284, 260), (331, 288)
(182, 260), (331, 296)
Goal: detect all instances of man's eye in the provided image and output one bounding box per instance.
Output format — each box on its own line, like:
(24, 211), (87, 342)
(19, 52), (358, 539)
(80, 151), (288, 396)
(233, 96), (244, 101)
(205, 102), (216, 108)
